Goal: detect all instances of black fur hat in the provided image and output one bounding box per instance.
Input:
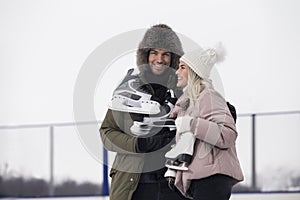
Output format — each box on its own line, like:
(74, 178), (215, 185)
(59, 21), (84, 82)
(136, 24), (184, 73)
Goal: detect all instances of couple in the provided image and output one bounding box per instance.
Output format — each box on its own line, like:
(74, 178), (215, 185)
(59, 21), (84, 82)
(100, 24), (244, 200)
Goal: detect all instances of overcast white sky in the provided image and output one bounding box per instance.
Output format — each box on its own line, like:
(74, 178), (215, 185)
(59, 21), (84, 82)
(1, 0), (300, 189)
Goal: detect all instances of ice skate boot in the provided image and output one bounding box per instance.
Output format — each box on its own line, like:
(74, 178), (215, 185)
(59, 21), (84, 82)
(165, 131), (195, 171)
(108, 78), (161, 115)
(164, 168), (176, 191)
(130, 89), (177, 136)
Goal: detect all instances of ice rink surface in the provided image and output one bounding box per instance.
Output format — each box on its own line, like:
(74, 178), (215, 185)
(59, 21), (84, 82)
(2, 192), (300, 200)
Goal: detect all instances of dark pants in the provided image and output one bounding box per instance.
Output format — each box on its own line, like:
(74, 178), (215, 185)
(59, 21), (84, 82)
(132, 178), (187, 200)
(189, 174), (235, 200)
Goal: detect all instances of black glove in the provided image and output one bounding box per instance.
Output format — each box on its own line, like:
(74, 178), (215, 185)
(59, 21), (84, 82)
(226, 102), (237, 123)
(159, 89), (177, 117)
(165, 89), (178, 105)
(135, 130), (176, 153)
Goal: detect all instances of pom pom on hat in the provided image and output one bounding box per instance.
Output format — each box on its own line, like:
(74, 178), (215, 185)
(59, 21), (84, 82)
(180, 42), (226, 79)
(213, 42), (226, 63)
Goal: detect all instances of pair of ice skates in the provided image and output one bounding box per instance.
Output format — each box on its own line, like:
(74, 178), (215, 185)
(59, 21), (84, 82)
(108, 76), (178, 136)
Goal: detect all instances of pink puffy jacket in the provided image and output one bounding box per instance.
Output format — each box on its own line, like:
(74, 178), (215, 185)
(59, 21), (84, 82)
(170, 81), (244, 197)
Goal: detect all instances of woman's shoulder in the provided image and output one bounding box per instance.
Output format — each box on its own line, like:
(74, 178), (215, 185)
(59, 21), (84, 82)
(199, 80), (225, 100)
(197, 86), (226, 107)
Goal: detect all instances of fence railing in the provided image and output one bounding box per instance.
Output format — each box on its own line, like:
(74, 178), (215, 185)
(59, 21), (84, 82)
(0, 120), (108, 196)
(1, 110), (300, 196)
(238, 110), (300, 190)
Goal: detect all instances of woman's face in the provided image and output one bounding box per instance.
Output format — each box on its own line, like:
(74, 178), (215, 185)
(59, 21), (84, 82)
(176, 61), (189, 88)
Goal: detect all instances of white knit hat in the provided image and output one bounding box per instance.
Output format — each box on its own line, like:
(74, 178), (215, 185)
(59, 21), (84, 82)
(180, 43), (226, 79)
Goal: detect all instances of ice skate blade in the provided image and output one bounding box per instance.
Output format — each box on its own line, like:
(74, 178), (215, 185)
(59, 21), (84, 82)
(108, 95), (160, 115)
(165, 154), (193, 164)
(165, 163), (189, 171)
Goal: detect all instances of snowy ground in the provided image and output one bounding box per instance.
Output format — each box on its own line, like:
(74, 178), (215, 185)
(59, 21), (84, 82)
(2, 192), (300, 200)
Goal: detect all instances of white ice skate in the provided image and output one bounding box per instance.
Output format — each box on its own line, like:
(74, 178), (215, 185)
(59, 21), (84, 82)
(130, 120), (176, 136)
(130, 91), (177, 136)
(130, 113), (176, 136)
(108, 79), (161, 115)
(165, 131), (195, 171)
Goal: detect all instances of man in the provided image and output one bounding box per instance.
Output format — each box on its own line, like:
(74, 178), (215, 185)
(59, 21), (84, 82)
(100, 24), (187, 200)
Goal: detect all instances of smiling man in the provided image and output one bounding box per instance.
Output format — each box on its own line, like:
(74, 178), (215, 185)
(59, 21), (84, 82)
(100, 24), (187, 200)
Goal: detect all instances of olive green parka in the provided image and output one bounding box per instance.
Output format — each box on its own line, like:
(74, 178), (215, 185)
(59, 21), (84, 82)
(99, 24), (183, 200)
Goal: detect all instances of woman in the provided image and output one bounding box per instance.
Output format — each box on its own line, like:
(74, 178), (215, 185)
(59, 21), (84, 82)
(166, 45), (244, 199)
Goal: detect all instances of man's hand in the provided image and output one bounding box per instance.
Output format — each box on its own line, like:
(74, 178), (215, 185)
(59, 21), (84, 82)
(135, 130), (176, 153)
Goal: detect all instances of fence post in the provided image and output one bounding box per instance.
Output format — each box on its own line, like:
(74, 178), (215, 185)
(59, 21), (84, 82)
(251, 114), (257, 190)
(102, 147), (109, 195)
(49, 125), (55, 196)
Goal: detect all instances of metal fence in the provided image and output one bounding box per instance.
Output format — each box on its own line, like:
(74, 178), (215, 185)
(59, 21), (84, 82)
(1, 110), (300, 196)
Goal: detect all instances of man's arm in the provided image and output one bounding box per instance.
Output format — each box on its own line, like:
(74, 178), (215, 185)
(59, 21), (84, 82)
(100, 109), (137, 153)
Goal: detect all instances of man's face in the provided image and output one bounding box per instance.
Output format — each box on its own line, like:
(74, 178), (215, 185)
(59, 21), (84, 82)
(148, 48), (171, 75)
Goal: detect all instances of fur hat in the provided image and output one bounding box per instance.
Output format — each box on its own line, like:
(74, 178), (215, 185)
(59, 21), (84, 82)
(180, 43), (226, 79)
(136, 24), (183, 73)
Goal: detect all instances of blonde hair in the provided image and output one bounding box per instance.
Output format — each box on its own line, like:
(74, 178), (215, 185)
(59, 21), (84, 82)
(185, 68), (206, 112)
